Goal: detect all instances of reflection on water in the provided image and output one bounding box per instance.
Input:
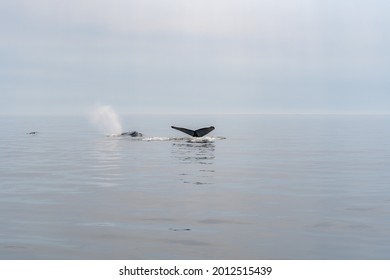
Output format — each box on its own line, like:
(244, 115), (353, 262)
(90, 137), (123, 188)
(171, 140), (215, 186)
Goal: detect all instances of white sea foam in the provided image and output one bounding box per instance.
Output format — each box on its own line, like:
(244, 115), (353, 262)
(140, 136), (226, 142)
(142, 137), (171, 141)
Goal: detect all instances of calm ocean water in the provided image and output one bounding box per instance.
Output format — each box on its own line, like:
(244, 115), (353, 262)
(1, 114), (390, 259)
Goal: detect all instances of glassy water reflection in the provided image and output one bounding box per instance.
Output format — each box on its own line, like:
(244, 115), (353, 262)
(171, 141), (215, 186)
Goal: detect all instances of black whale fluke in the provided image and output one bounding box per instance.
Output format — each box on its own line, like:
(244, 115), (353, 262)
(171, 126), (215, 137)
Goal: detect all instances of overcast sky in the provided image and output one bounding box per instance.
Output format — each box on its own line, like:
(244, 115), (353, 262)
(1, 0), (389, 115)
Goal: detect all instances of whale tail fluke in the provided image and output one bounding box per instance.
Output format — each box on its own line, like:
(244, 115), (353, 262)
(171, 126), (215, 137)
(194, 126), (215, 137)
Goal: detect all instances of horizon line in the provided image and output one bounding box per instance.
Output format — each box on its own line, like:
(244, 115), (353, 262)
(2, 112), (390, 117)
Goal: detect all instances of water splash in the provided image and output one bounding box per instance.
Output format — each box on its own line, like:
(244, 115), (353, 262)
(90, 106), (122, 135)
(141, 136), (226, 142)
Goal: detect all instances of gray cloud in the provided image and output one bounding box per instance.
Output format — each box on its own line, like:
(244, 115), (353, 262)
(1, 0), (389, 114)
